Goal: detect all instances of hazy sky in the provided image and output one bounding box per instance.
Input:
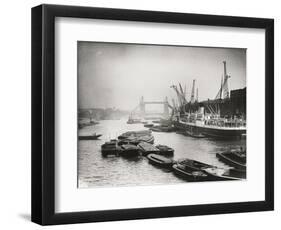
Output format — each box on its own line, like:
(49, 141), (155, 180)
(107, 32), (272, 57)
(78, 42), (246, 110)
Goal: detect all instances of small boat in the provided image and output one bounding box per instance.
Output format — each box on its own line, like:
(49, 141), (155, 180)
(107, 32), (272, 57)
(203, 167), (240, 181)
(120, 144), (140, 157)
(79, 133), (102, 140)
(79, 118), (99, 128)
(118, 130), (152, 140)
(101, 140), (122, 157)
(127, 114), (142, 124)
(150, 125), (174, 132)
(172, 159), (214, 181)
(172, 164), (209, 181)
(178, 158), (214, 169)
(144, 123), (154, 128)
(138, 142), (160, 156)
(226, 150), (246, 163)
(155, 145), (174, 156)
(147, 154), (174, 168)
(173, 158), (241, 181)
(149, 127), (161, 132)
(127, 118), (142, 124)
(216, 151), (246, 170)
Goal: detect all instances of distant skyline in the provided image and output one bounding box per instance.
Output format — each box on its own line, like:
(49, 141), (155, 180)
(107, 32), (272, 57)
(78, 42), (246, 110)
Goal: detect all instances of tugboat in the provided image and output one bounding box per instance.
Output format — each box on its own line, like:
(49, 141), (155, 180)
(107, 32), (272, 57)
(147, 154), (174, 168)
(79, 133), (102, 140)
(127, 115), (142, 124)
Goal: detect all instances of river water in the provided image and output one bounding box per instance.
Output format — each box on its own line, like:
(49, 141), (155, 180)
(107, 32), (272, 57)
(78, 119), (246, 188)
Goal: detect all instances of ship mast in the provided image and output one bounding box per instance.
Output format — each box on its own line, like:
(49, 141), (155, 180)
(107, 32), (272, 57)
(219, 75), (223, 99)
(184, 84), (187, 101)
(215, 61), (231, 100)
(170, 84), (188, 113)
(190, 79), (196, 104)
(223, 61), (230, 99)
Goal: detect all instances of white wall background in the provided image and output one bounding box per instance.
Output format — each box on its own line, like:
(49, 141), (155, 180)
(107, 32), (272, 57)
(0, 0), (279, 228)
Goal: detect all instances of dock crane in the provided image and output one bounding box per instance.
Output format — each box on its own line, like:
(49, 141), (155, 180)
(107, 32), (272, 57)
(170, 85), (185, 107)
(179, 83), (188, 104)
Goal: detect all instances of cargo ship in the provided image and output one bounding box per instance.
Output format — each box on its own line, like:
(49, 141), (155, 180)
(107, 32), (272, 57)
(171, 61), (246, 138)
(173, 115), (246, 138)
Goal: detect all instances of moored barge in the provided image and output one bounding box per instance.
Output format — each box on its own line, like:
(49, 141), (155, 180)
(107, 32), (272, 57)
(216, 150), (246, 170)
(79, 133), (102, 140)
(119, 144), (140, 157)
(101, 140), (122, 157)
(147, 154), (174, 168)
(138, 142), (160, 156)
(155, 145), (174, 156)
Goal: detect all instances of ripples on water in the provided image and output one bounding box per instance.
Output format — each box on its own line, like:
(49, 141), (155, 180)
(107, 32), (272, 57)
(78, 119), (246, 188)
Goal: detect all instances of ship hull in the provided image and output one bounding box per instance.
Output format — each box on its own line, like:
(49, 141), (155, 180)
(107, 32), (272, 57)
(173, 121), (246, 138)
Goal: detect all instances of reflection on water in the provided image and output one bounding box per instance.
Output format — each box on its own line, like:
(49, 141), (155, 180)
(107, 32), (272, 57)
(78, 119), (246, 188)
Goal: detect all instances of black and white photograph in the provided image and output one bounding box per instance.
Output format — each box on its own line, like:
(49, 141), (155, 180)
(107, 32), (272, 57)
(29, 3), (274, 226)
(77, 42), (247, 188)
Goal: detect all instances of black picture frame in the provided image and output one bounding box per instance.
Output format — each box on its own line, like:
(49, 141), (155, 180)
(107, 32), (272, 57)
(31, 4), (274, 225)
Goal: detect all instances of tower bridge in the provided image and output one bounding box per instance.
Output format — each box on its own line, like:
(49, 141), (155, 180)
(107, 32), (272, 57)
(131, 96), (172, 119)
